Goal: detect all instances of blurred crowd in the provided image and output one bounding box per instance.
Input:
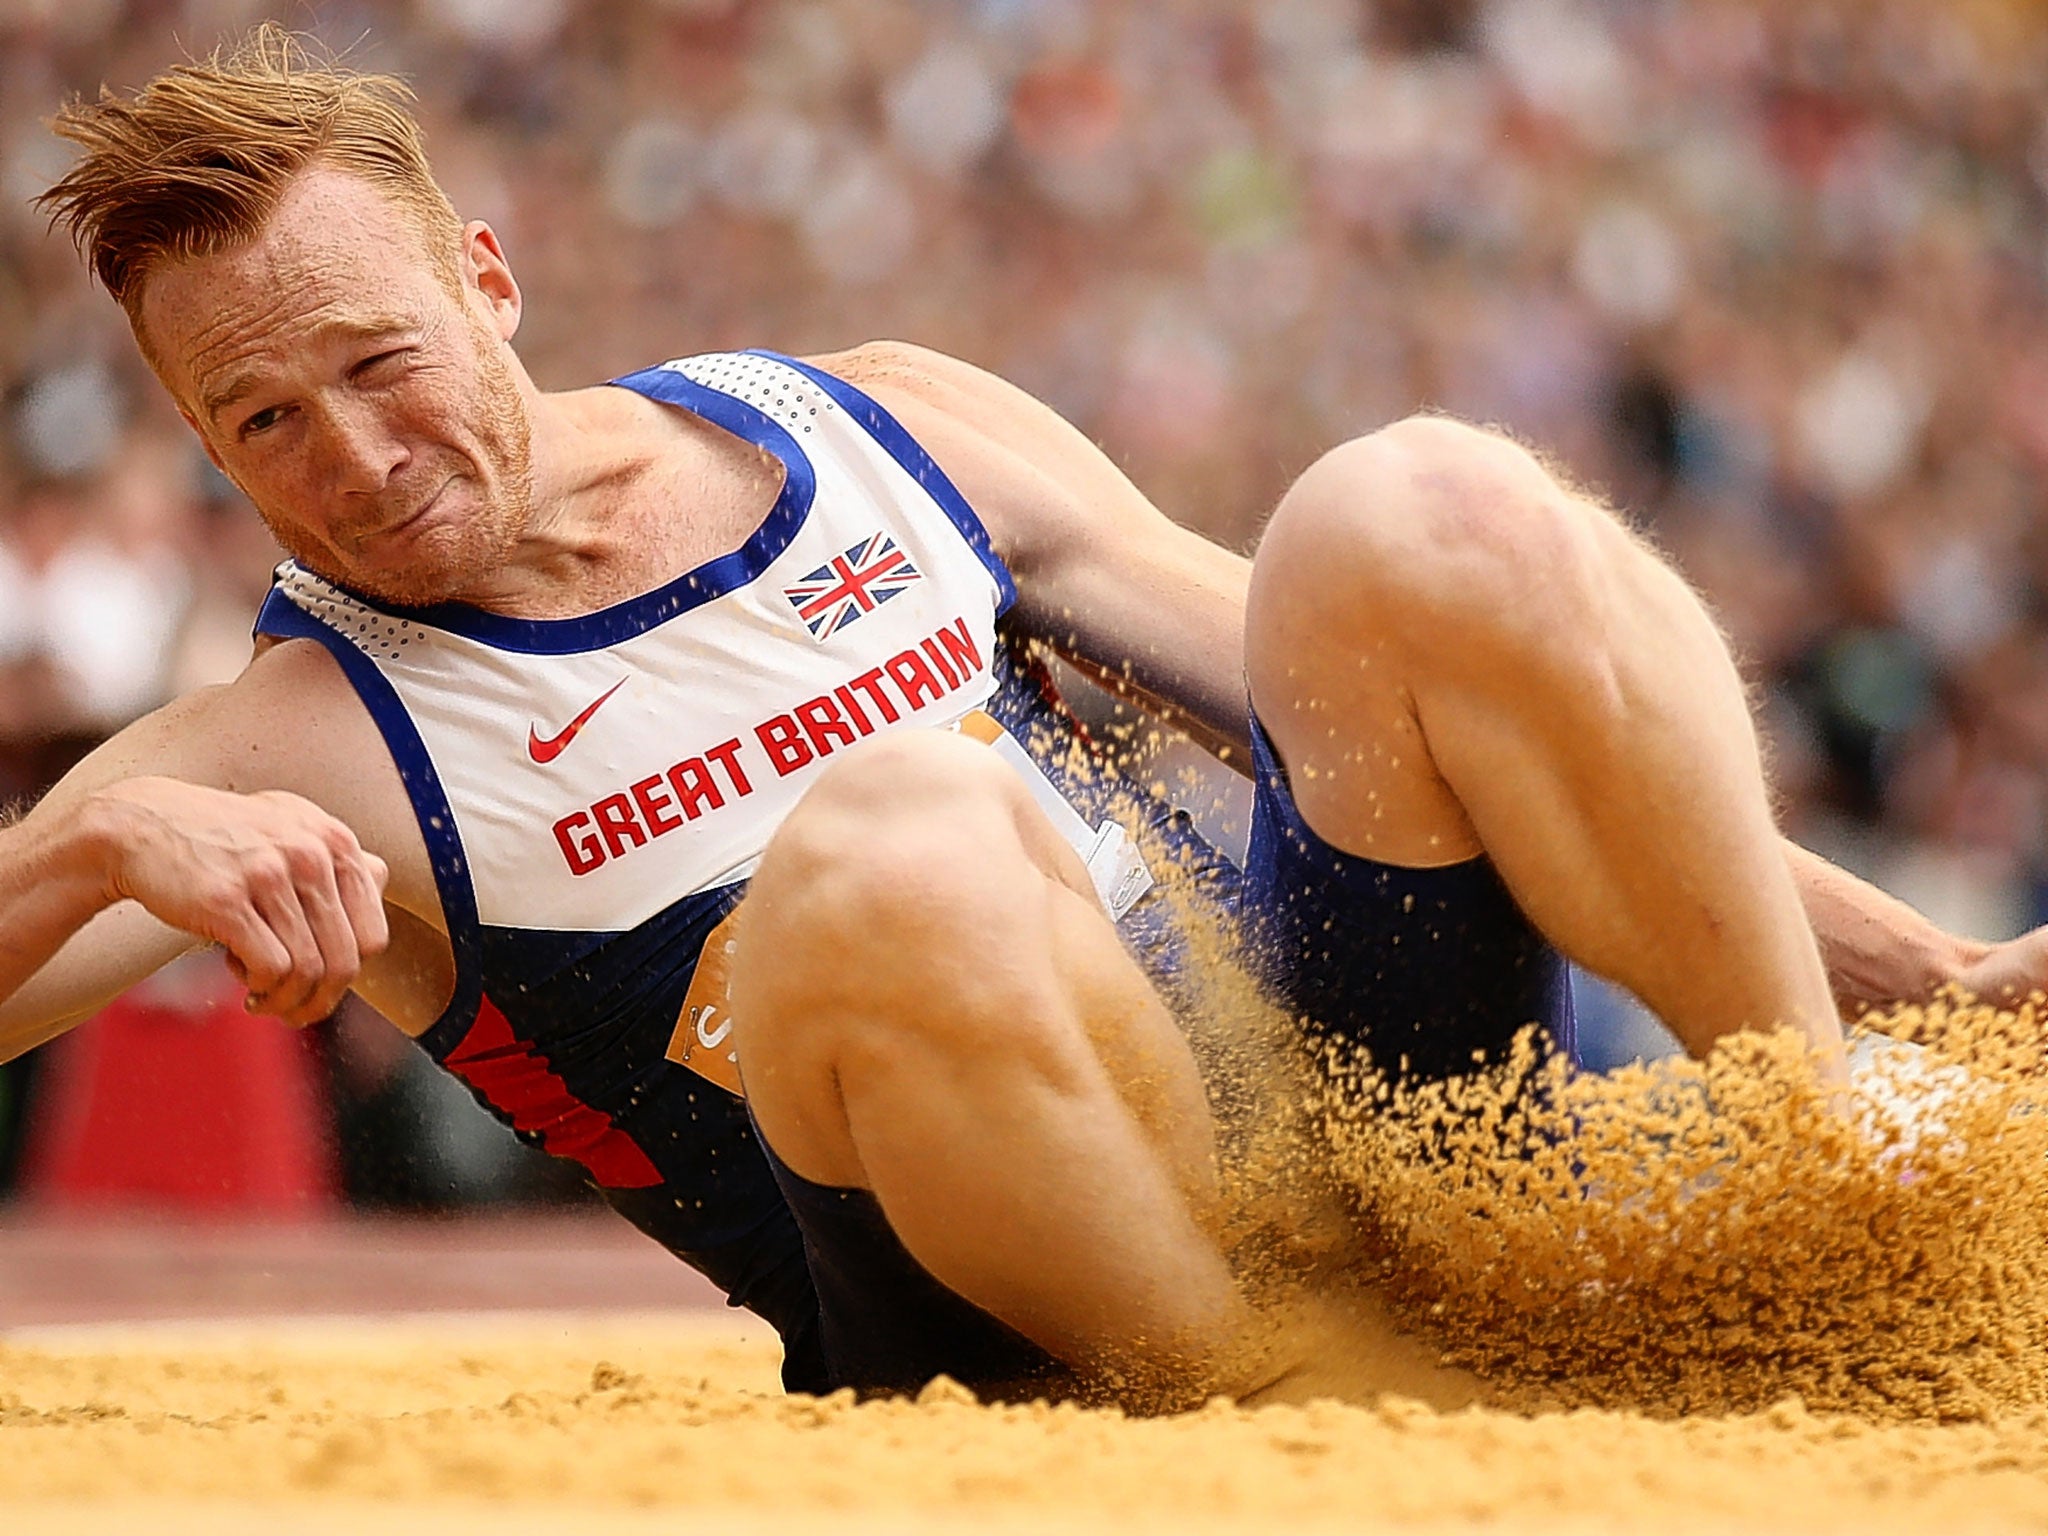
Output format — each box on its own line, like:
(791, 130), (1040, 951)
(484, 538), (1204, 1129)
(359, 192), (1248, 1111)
(3, 0), (2048, 1185)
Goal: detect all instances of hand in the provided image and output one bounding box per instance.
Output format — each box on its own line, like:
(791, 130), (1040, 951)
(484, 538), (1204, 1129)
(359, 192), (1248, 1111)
(1947, 928), (2048, 1010)
(85, 777), (390, 1026)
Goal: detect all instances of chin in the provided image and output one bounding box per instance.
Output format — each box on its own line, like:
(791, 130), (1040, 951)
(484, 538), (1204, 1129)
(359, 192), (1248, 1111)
(266, 471), (530, 610)
(289, 528), (502, 610)
(343, 564), (469, 608)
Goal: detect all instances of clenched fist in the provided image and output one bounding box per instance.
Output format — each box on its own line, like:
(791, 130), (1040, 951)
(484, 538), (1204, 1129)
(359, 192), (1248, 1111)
(84, 777), (390, 1026)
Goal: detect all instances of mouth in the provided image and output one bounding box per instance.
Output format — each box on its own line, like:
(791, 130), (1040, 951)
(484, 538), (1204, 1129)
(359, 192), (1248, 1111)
(361, 478), (455, 552)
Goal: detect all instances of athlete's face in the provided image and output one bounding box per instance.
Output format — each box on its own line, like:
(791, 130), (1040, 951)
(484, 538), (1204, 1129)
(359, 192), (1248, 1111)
(139, 167), (535, 607)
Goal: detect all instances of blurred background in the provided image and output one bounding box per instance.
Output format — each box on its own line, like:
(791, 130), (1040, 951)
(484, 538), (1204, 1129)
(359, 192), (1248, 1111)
(2, 0), (2047, 1216)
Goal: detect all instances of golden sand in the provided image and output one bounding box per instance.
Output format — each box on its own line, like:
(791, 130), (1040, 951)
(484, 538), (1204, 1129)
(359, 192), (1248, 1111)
(10, 998), (2048, 1531)
(6, 1311), (2048, 1534)
(15, 688), (2048, 1532)
(1314, 996), (2048, 1421)
(969, 722), (2048, 1431)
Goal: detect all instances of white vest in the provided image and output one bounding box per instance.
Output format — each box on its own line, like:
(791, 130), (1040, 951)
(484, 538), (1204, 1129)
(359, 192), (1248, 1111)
(258, 351), (1149, 1035)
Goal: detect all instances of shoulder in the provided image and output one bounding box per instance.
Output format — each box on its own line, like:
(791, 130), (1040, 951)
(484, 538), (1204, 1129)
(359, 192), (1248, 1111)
(800, 340), (1060, 457)
(802, 339), (995, 401)
(798, 341), (1122, 574)
(212, 637), (364, 770)
(66, 638), (350, 790)
(94, 639), (389, 820)
(35, 632), (395, 847)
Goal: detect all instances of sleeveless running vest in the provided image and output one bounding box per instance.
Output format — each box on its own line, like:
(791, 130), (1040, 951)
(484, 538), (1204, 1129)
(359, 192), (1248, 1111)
(253, 350), (1219, 1336)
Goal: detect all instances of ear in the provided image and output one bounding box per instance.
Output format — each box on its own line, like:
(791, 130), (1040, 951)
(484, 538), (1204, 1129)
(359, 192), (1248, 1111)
(461, 220), (523, 341)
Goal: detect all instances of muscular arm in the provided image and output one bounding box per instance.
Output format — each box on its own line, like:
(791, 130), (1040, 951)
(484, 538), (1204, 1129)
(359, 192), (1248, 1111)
(1785, 844), (1955, 1022)
(0, 652), (394, 1064)
(0, 849), (199, 1062)
(817, 341), (1255, 763)
(1779, 841), (2048, 1023)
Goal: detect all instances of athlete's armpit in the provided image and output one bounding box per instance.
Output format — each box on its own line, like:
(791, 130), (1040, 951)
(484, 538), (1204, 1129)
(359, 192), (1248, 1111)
(353, 901), (458, 1038)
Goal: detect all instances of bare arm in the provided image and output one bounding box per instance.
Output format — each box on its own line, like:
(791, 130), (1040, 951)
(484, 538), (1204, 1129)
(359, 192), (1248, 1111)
(0, 843), (199, 1062)
(1782, 840), (2048, 1023)
(817, 341), (1256, 763)
(1785, 843), (1961, 1022)
(0, 671), (391, 1064)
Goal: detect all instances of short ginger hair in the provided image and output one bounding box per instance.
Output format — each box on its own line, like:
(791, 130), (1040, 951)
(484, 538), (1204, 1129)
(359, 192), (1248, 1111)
(37, 24), (462, 326)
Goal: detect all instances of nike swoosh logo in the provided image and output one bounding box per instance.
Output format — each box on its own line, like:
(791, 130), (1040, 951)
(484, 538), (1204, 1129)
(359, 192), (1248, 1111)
(528, 678), (628, 764)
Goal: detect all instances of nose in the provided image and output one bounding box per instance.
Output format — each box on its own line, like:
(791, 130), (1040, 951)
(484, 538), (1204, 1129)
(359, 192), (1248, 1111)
(316, 393), (409, 495)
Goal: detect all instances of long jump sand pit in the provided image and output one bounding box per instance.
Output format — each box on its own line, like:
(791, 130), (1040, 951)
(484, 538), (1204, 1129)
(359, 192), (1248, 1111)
(5, 1310), (2048, 1535)
(10, 996), (2048, 1533)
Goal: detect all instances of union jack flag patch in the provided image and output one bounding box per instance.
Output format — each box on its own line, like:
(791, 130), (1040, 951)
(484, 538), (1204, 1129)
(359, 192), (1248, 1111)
(783, 532), (922, 640)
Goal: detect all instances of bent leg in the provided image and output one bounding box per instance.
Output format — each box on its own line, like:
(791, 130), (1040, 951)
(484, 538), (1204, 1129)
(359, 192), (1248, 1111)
(1245, 417), (1841, 1074)
(729, 731), (1256, 1398)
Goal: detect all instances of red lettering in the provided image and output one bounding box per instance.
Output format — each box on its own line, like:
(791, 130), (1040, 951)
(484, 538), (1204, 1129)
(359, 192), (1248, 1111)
(886, 649), (944, 709)
(936, 617), (982, 679)
(632, 773), (683, 837)
(592, 793), (647, 859)
(834, 683), (875, 735)
(796, 695), (859, 756)
(667, 757), (725, 818)
(703, 737), (753, 797)
(849, 669), (900, 724)
(920, 637), (961, 690)
(553, 811), (606, 876)
(554, 630), (1008, 878)
(757, 714), (814, 776)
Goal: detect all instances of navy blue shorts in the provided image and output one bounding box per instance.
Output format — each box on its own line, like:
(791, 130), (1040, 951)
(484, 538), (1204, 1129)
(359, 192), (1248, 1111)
(757, 709), (1573, 1397)
(759, 1130), (1063, 1399)
(1235, 714), (1575, 1079)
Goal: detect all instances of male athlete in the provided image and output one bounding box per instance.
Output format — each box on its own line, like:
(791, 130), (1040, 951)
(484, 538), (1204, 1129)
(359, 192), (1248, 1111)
(10, 30), (2043, 1403)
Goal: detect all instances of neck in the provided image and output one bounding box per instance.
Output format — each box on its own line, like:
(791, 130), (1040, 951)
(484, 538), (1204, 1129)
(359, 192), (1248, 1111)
(450, 379), (686, 618)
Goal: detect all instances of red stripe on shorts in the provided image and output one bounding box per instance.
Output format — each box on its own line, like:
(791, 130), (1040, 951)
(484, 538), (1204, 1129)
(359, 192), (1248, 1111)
(442, 995), (662, 1189)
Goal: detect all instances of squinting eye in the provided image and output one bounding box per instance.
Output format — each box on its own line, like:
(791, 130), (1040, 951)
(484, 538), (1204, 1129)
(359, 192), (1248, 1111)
(240, 405), (286, 437)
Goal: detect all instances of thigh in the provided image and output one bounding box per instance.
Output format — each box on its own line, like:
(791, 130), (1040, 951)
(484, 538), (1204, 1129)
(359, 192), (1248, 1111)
(1237, 712), (1575, 1081)
(733, 731), (1221, 1196)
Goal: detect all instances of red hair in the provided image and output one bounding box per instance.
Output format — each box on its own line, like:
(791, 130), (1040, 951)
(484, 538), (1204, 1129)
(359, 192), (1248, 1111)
(38, 23), (461, 328)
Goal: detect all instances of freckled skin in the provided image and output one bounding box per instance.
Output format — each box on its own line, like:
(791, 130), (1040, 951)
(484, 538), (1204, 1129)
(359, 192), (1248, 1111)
(139, 171), (539, 609)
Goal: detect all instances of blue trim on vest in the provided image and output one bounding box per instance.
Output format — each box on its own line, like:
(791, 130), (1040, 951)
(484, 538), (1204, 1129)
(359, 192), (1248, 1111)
(254, 589), (484, 1052)
(281, 366), (820, 654)
(761, 351), (1018, 617)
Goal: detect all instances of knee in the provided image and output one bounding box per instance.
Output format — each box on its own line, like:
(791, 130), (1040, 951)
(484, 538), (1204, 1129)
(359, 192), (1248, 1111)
(753, 733), (1023, 930)
(733, 732), (1073, 1054)
(1255, 415), (1634, 652)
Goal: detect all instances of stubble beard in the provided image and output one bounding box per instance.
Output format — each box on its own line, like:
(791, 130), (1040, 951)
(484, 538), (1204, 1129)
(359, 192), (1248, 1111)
(265, 335), (537, 611)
